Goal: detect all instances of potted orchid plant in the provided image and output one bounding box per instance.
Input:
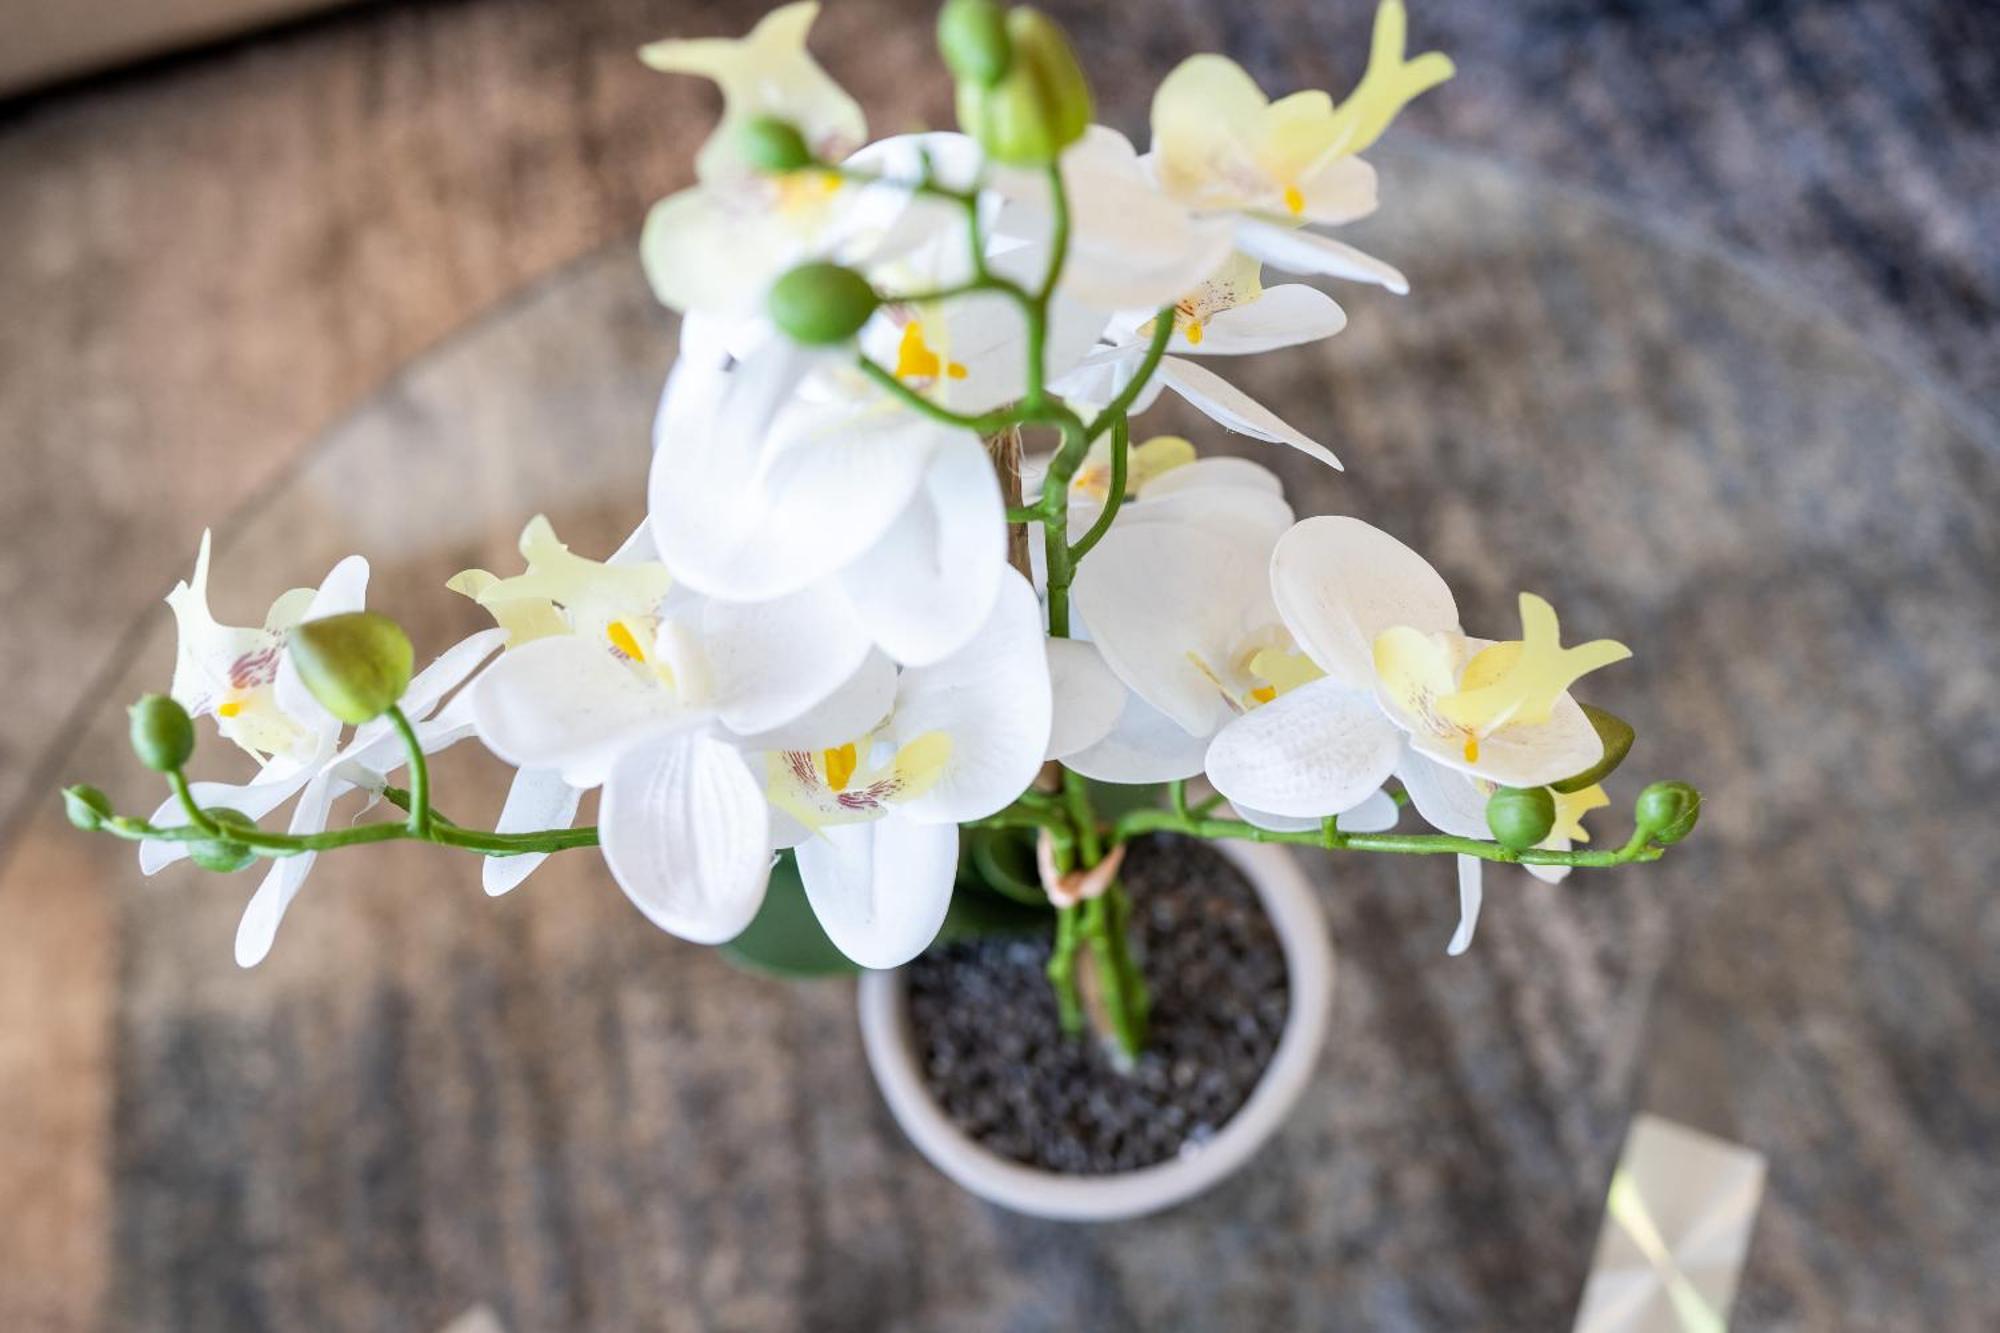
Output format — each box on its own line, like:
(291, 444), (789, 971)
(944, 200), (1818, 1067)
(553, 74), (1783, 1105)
(65, 0), (1702, 1219)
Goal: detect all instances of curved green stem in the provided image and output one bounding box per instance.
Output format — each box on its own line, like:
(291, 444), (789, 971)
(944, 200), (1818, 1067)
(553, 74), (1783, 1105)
(385, 705), (431, 837)
(1110, 806), (1671, 868)
(1066, 413), (1129, 563)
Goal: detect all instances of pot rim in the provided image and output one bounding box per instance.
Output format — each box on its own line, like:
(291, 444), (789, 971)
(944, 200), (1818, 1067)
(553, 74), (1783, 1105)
(857, 839), (1333, 1222)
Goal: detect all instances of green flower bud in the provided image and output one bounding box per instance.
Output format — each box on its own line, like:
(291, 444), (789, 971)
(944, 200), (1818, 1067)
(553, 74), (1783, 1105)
(766, 261), (880, 345)
(63, 784), (113, 831)
(954, 7), (1092, 166)
(737, 115), (815, 173)
(129, 694), (195, 773)
(1485, 785), (1556, 852)
(938, 0), (1011, 87)
(288, 612), (414, 725)
(1634, 781), (1701, 845)
(189, 808), (258, 874)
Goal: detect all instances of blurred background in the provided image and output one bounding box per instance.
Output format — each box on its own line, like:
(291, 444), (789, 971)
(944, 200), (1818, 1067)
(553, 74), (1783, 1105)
(2, 1), (1995, 1329)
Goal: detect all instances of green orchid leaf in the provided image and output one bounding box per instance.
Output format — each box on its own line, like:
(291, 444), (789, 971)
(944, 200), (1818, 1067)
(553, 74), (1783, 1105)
(934, 881), (1052, 945)
(721, 852), (859, 979)
(1552, 704), (1636, 794)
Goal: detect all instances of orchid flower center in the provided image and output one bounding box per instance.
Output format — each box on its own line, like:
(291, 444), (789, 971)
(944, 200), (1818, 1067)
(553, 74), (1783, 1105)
(1187, 629), (1323, 715)
(892, 318), (968, 385)
(1373, 594), (1630, 764)
(1154, 252), (1263, 347)
(767, 728), (953, 831)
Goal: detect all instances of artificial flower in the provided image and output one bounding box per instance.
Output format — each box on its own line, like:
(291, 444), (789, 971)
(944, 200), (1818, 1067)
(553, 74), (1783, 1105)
(1062, 449), (1384, 832)
(640, 5), (933, 317)
(145, 532), (504, 965)
(1204, 514), (1627, 949)
(641, 1), (866, 184)
(467, 517), (873, 944)
(758, 569), (1051, 967)
(1147, 0), (1451, 292)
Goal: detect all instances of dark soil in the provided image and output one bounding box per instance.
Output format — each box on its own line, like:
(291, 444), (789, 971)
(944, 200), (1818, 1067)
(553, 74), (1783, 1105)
(905, 836), (1291, 1175)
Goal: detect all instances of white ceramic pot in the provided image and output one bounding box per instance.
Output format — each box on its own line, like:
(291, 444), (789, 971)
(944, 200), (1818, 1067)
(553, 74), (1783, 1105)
(857, 840), (1333, 1222)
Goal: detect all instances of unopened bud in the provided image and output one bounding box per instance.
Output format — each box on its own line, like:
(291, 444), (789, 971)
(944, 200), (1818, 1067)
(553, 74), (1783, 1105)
(129, 694), (195, 772)
(189, 808), (258, 874)
(1485, 785), (1556, 852)
(1634, 781), (1701, 845)
(738, 116), (815, 172)
(938, 0), (1010, 87)
(288, 612), (414, 725)
(63, 784), (113, 831)
(766, 261), (880, 345)
(954, 7), (1092, 166)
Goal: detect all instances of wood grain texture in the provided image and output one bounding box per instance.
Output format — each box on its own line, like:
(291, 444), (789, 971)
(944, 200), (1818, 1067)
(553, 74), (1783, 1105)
(0, 1), (1996, 1329)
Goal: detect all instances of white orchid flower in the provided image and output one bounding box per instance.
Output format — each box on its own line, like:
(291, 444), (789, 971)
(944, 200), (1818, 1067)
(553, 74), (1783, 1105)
(466, 516), (873, 945)
(1051, 252), (1346, 466)
(758, 570), (1051, 967)
(1205, 514), (1627, 950)
(1057, 455), (1307, 788)
(640, 5), (936, 318)
(648, 331), (1006, 667)
(1066, 472), (1399, 836)
(143, 532), (504, 965)
(1146, 0), (1451, 292)
(641, 2), (865, 184)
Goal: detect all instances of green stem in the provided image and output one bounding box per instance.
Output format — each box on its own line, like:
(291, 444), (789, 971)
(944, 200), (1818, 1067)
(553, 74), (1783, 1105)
(385, 705), (430, 837)
(167, 769), (220, 838)
(1084, 309), (1176, 443)
(1110, 807), (1670, 867)
(1066, 413), (1129, 563)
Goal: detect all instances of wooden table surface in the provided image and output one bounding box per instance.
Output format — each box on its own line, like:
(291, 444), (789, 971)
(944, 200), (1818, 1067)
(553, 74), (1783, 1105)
(2, 2), (1995, 1329)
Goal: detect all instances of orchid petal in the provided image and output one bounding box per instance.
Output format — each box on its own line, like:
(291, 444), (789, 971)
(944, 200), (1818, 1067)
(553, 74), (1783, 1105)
(1203, 677), (1403, 819)
(1046, 639), (1126, 760)
(274, 554), (370, 729)
(1139, 455), (1286, 499)
(470, 635), (686, 788)
(1061, 689), (1210, 784)
(700, 586), (870, 735)
(1072, 521), (1277, 737)
(1271, 515), (1459, 688)
(1414, 688), (1606, 789)
(1234, 218), (1408, 293)
(233, 767), (338, 967)
(735, 650), (897, 751)
(837, 432), (1004, 666)
(1184, 284), (1348, 355)
(795, 817), (958, 968)
(887, 571), (1050, 824)
(1448, 854), (1483, 956)
(1396, 750), (1491, 840)
(1157, 357), (1342, 468)
(483, 768), (585, 897)
(599, 730), (772, 944)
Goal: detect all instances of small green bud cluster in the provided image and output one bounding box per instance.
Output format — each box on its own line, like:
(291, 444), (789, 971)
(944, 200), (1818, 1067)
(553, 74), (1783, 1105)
(949, 5), (1092, 167)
